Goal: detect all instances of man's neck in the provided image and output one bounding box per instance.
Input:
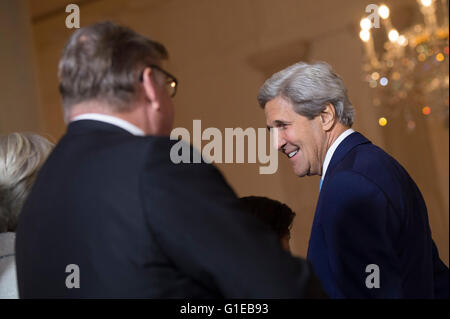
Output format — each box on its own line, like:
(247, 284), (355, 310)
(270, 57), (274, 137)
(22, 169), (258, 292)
(327, 125), (349, 150)
(320, 124), (350, 175)
(68, 101), (147, 133)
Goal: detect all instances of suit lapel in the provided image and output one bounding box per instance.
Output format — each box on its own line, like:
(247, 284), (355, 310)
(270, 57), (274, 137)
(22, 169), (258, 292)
(309, 132), (372, 261)
(321, 132), (371, 190)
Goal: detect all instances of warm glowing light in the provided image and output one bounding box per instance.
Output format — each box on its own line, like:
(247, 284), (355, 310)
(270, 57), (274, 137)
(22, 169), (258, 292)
(436, 53), (445, 62)
(378, 5), (390, 19)
(418, 53), (427, 62)
(359, 29), (371, 42)
(360, 18), (372, 30)
(371, 72), (380, 81)
(413, 34), (430, 46)
(422, 106), (431, 115)
(392, 72), (401, 80)
(421, 0), (432, 7)
(170, 82), (176, 88)
(380, 77), (389, 86)
(407, 120), (416, 130)
(397, 35), (408, 47)
(388, 29), (400, 42)
(436, 28), (449, 40)
(379, 117), (388, 126)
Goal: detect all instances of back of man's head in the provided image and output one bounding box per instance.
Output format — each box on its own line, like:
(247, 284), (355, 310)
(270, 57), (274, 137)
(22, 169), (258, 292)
(58, 21), (168, 117)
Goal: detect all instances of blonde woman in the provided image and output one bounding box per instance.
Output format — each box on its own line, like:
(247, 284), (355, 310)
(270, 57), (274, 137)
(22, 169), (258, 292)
(0, 133), (53, 298)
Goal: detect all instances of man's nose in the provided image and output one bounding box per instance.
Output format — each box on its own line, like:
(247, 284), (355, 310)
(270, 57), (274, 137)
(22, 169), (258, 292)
(272, 128), (286, 151)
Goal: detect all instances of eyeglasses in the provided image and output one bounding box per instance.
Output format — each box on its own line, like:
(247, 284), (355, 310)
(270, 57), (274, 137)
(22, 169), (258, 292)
(139, 64), (178, 98)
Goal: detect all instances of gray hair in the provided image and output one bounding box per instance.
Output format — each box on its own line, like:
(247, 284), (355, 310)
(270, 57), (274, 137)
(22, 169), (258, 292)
(257, 61), (354, 127)
(0, 133), (53, 232)
(58, 21), (168, 115)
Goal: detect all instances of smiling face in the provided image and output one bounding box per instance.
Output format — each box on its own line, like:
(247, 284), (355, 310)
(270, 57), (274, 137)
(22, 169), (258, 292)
(265, 96), (327, 177)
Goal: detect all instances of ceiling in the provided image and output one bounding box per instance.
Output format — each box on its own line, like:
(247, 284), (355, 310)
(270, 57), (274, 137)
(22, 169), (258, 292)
(28, 0), (94, 22)
(28, 0), (418, 24)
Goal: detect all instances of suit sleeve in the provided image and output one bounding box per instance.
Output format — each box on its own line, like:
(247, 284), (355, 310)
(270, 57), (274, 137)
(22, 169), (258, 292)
(139, 140), (322, 298)
(320, 170), (403, 298)
(431, 240), (449, 298)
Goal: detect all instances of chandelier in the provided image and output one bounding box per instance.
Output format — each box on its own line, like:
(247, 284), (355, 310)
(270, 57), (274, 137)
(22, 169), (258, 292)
(359, 0), (449, 130)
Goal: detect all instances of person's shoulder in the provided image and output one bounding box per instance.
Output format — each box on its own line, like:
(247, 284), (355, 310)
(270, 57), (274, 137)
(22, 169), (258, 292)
(0, 233), (18, 299)
(329, 141), (410, 205)
(142, 137), (217, 169)
(0, 258), (18, 299)
(140, 137), (232, 190)
(0, 232), (16, 256)
(339, 140), (401, 180)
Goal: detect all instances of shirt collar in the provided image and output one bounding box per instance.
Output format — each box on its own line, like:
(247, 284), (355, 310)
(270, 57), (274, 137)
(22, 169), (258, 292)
(71, 113), (145, 136)
(321, 128), (355, 181)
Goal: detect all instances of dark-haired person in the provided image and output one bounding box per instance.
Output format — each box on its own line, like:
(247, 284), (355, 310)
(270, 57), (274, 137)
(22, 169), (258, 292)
(0, 133), (53, 298)
(16, 22), (319, 298)
(239, 196), (328, 298)
(239, 196), (295, 252)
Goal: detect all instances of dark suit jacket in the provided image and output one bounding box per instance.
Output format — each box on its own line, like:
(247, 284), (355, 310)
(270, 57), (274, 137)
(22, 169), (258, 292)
(307, 132), (449, 298)
(16, 120), (322, 298)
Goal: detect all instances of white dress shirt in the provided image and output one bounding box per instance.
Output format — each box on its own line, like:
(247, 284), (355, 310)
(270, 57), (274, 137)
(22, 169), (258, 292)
(71, 113), (145, 136)
(321, 128), (355, 185)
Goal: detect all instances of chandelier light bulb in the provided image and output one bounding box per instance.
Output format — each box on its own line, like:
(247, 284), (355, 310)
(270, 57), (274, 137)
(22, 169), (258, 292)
(397, 35), (408, 47)
(378, 5), (390, 19)
(388, 29), (400, 42)
(378, 117), (388, 126)
(420, 0), (432, 7)
(359, 29), (371, 42)
(407, 120), (416, 130)
(422, 106), (431, 115)
(360, 18), (372, 30)
(436, 53), (445, 62)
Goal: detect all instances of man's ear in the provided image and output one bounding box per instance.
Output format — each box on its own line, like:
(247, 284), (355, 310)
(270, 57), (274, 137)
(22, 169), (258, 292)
(142, 67), (160, 110)
(319, 103), (336, 131)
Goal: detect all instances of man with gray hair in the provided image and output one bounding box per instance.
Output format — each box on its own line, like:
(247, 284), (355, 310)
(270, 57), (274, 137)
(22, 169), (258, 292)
(258, 61), (448, 298)
(15, 22), (323, 298)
